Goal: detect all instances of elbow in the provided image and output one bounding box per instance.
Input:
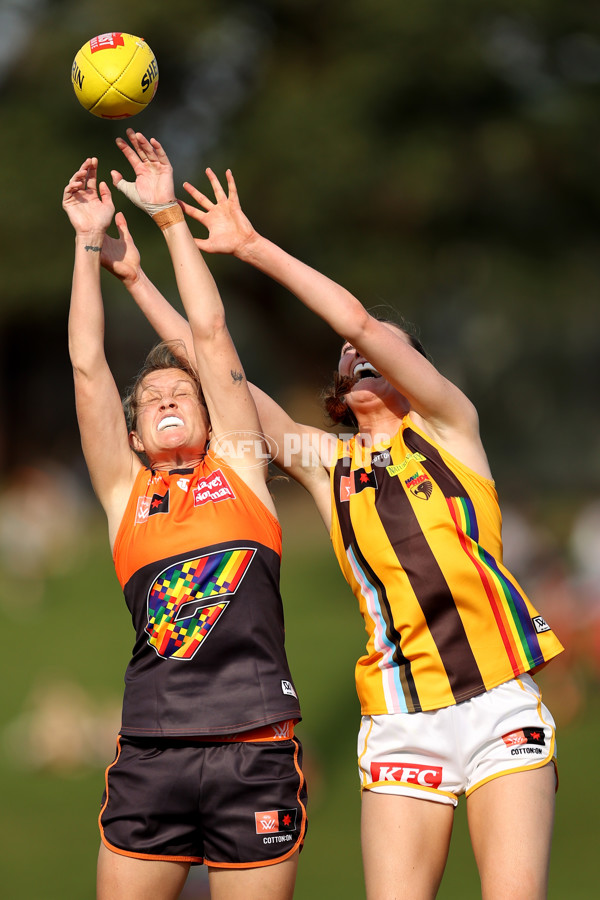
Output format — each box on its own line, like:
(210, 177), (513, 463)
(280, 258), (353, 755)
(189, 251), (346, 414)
(190, 310), (228, 342)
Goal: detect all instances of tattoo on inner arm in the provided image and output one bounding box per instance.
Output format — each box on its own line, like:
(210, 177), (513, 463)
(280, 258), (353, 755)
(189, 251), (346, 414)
(231, 369), (244, 384)
(84, 245), (101, 253)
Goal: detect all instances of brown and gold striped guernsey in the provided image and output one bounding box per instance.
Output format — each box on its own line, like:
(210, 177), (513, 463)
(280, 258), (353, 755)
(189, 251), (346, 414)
(330, 416), (563, 714)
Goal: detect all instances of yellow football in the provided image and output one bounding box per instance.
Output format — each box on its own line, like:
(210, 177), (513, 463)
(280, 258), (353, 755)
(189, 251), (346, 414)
(71, 32), (158, 119)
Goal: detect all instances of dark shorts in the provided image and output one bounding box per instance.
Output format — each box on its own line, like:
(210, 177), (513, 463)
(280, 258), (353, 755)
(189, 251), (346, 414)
(99, 733), (308, 868)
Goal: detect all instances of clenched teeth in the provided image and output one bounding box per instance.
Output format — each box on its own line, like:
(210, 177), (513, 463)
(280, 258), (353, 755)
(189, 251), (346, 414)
(157, 416), (184, 431)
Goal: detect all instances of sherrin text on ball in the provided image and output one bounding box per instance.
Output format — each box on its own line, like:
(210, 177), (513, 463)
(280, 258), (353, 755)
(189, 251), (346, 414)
(71, 32), (158, 119)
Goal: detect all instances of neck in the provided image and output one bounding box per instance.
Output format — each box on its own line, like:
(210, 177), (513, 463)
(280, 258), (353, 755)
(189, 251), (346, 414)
(148, 452), (206, 472)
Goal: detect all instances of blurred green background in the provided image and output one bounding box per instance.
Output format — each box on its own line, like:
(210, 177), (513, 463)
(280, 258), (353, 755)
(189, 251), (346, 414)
(1, 0), (599, 896)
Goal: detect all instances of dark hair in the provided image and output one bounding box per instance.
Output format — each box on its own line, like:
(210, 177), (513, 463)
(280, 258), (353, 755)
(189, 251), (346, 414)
(122, 340), (204, 433)
(321, 314), (429, 429)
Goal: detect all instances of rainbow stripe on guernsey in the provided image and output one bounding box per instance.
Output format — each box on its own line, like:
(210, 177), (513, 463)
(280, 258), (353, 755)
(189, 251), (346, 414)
(346, 544), (413, 713)
(331, 422), (564, 715)
(446, 496), (541, 672)
(147, 547), (255, 660)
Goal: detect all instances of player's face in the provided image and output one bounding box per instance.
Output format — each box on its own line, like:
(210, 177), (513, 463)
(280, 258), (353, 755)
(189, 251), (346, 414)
(130, 368), (210, 463)
(338, 324), (412, 385)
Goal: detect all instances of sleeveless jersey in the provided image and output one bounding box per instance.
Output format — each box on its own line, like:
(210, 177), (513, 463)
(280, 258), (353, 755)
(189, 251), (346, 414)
(330, 417), (563, 714)
(112, 457), (300, 737)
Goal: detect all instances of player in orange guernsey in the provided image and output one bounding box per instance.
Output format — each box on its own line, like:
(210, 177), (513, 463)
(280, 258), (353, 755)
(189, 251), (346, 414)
(62, 135), (306, 900)
(113, 167), (564, 900)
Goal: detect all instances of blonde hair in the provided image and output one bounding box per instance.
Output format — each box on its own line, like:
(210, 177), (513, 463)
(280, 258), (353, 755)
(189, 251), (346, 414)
(122, 340), (204, 432)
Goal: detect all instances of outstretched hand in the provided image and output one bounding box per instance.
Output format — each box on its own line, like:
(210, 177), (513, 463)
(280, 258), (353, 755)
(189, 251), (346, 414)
(111, 128), (176, 212)
(62, 157), (114, 235)
(180, 169), (256, 256)
(100, 212), (141, 286)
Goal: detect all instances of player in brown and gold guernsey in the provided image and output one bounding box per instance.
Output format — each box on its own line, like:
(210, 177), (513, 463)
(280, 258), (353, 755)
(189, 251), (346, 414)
(62, 135), (306, 900)
(114, 165), (564, 899)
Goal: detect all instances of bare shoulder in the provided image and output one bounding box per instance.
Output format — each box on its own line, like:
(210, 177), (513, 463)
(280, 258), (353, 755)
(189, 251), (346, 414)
(410, 407), (493, 480)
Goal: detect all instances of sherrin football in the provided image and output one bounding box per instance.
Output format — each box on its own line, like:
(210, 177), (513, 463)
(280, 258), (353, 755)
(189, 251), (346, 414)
(71, 32), (158, 119)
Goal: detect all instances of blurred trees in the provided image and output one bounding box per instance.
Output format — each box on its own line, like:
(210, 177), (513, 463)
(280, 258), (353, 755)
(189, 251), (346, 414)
(1, 0), (600, 517)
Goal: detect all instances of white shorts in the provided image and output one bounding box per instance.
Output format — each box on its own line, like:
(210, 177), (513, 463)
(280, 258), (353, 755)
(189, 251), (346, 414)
(357, 674), (557, 807)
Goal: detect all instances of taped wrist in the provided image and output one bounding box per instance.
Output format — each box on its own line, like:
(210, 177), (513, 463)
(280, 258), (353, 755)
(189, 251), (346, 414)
(151, 203), (184, 230)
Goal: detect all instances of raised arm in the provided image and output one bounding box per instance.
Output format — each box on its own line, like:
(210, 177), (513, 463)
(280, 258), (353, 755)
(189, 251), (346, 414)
(110, 130), (270, 488)
(180, 171), (481, 449)
(100, 206), (333, 525)
(101, 210), (195, 361)
(62, 158), (141, 544)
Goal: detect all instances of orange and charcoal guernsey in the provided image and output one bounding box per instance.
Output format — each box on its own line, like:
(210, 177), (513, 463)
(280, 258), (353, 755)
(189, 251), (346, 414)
(112, 457), (300, 737)
(330, 416), (563, 714)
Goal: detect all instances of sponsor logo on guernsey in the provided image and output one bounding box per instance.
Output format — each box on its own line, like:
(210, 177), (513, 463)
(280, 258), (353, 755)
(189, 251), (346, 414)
(371, 450), (392, 467)
(177, 477), (190, 492)
(135, 490), (170, 524)
(386, 451), (427, 477)
(532, 615), (551, 634)
(255, 809), (298, 836)
(404, 471), (433, 500)
(502, 727), (546, 756)
(193, 469), (235, 506)
(371, 762), (443, 788)
(281, 680), (297, 698)
(340, 467), (378, 501)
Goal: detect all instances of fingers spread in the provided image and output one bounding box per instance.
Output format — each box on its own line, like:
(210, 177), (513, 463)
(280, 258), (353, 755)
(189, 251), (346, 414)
(179, 199), (205, 221)
(205, 167), (226, 201)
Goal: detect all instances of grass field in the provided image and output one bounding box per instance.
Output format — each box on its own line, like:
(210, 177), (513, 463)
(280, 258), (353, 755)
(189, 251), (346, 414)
(0, 493), (596, 898)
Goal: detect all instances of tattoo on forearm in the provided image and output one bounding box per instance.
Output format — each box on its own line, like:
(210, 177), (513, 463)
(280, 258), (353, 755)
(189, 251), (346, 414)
(84, 245), (101, 253)
(231, 369), (244, 384)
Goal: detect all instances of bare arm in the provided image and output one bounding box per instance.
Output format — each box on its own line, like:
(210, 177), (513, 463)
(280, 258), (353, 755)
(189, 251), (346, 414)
(101, 210), (196, 360)
(100, 221), (333, 523)
(62, 158), (141, 545)
(180, 171), (482, 453)
(110, 130), (271, 500)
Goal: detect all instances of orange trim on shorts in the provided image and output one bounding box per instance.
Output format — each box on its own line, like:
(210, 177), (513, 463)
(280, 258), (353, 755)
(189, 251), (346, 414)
(203, 736), (308, 870)
(98, 735), (203, 865)
(203, 719), (297, 743)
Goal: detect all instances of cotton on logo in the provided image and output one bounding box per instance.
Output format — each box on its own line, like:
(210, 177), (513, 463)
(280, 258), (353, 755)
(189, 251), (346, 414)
(371, 762), (443, 788)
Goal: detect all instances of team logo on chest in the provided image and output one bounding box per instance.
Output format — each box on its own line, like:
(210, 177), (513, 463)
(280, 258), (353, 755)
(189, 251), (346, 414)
(146, 547), (256, 660)
(404, 470), (433, 500)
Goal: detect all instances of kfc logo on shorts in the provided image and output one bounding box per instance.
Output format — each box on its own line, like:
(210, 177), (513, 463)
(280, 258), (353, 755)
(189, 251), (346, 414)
(255, 808), (297, 834)
(193, 469), (235, 506)
(371, 762), (443, 788)
(502, 727), (546, 748)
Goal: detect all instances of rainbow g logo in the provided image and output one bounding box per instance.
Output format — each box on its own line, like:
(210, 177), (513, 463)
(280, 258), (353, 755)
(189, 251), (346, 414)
(146, 547), (256, 660)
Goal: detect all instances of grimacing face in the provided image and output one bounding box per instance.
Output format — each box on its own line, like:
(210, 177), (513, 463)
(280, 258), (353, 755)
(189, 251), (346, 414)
(129, 368), (210, 462)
